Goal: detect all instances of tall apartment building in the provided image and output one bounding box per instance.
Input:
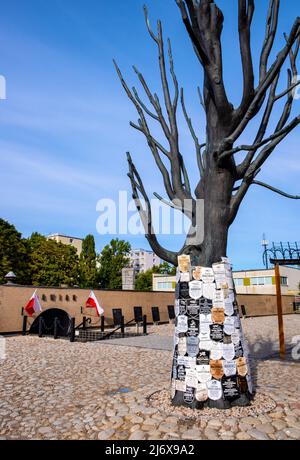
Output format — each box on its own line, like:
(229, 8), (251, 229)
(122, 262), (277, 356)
(47, 233), (83, 256)
(129, 249), (161, 273)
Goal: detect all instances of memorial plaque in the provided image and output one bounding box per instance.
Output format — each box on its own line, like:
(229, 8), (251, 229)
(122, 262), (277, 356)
(187, 336), (199, 357)
(213, 289), (225, 307)
(207, 379), (223, 401)
(224, 317), (235, 335)
(178, 255), (191, 273)
(189, 280), (203, 300)
(199, 313), (212, 333)
(199, 297), (213, 315)
(234, 342), (244, 358)
(199, 330), (210, 342)
(211, 307), (225, 324)
(203, 283), (216, 300)
(177, 365), (186, 381)
(178, 337), (187, 356)
(112, 308), (123, 326)
(201, 268), (215, 283)
(177, 356), (185, 366)
(192, 266), (202, 281)
(196, 350), (210, 365)
(179, 282), (190, 299)
(210, 324), (224, 342)
(178, 300), (187, 315)
(199, 339), (213, 352)
(210, 342), (223, 360)
(187, 318), (199, 337)
(134, 306), (143, 323)
(151, 306), (160, 323)
(195, 383), (208, 402)
(215, 275), (229, 290)
(231, 330), (241, 345)
(180, 272), (190, 282)
(222, 376), (240, 401)
(187, 300), (200, 316)
(196, 365), (212, 383)
(223, 360), (237, 377)
(210, 360), (224, 380)
(186, 369), (198, 389)
(175, 379), (187, 392)
(222, 343), (235, 361)
(177, 315), (188, 333)
(184, 356), (196, 368)
(236, 357), (248, 377)
(212, 263), (226, 275)
(183, 386), (195, 405)
(224, 300), (234, 316)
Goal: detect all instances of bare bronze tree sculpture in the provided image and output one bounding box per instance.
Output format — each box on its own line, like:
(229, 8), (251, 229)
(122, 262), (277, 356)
(115, 0), (299, 267)
(114, 0), (300, 409)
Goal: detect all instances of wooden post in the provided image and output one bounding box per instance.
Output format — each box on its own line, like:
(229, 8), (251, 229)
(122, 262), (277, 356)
(274, 263), (285, 359)
(121, 316), (125, 335)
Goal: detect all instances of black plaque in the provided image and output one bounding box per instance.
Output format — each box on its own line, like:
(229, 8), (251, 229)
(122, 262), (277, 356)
(222, 376), (240, 401)
(187, 318), (200, 337)
(183, 386), (195, 405)
(177, 365), (186, 381)
(133, 306), (143, 323)
(167, 305), (176, 320)
(199, 297), (213, 315)
(112, 308), (123, 326)
(178, 300), (188, 315)
(152, 306), (160, 323)
(179, 282), (190, 299)
(234, 342), (244, 358)
(196, 350), (210, 365)
(210, 324), (224, 342)
(187, 299), (200, 316)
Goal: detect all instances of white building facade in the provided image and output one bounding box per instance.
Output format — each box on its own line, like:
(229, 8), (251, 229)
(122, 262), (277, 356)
(129, 249), (161, 273)
(153, 266), (300, 294)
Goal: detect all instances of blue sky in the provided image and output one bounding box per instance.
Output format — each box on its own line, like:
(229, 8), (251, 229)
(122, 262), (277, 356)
(0, 0), (299, 270)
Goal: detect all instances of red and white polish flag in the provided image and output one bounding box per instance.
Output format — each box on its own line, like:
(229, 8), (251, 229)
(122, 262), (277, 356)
(85, 291), (104, 317)
(24, 290), (42, 317)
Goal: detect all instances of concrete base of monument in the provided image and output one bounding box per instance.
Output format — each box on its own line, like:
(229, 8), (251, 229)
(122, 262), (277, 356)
(147, 389), (275, 419)
(171, 390), (253, 410)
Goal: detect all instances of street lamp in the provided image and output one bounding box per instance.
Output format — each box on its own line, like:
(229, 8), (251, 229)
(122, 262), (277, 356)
(261, 234), (269, 269)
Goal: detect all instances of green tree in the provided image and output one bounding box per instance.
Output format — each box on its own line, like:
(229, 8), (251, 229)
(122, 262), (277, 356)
(135, 263), (176, 291)
(79, 234), (97, 288)
(28, 233), (79, 286)
(0, 219), (30, 284)
(98, 239), (131, 289)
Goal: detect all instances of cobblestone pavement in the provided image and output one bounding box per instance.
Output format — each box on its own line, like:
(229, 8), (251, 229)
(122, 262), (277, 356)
(0, 316), (299, 440)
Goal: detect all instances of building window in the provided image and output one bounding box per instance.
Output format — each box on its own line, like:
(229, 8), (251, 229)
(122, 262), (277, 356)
(281, 277), (288, 286)
(66, 295), (70, 301)
(73, 295), (77, 302)
(70, 239), (73, 243)
(234, 278), (244, 286)
(50, 294), (56, 302)
(41, 294), (47, 302)
(59, 295), (63, 301)
(157, 282), (173, 289)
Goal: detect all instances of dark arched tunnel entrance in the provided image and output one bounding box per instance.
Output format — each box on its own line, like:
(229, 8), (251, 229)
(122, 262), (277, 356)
(30, 308), (71, 337)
